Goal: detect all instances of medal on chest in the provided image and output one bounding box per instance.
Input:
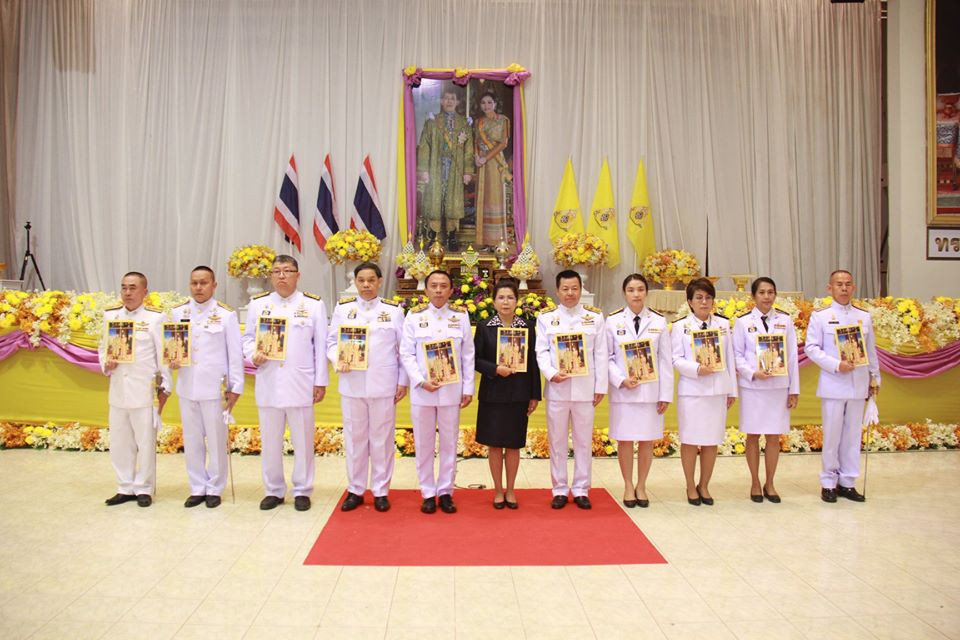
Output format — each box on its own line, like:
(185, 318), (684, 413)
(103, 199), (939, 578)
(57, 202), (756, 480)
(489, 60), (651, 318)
(378, 312), (390, 323)
(294, 303), (309, 319)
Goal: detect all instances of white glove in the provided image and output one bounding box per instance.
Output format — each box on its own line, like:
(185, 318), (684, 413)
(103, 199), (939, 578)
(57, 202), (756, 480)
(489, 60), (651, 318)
(863, 397), (879, 427)
(152, 408), (162, 432)
(222, 410), (236, 426)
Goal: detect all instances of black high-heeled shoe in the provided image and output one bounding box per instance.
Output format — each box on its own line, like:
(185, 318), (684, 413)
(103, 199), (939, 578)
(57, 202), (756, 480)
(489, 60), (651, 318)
(687, 490), (701, 506)
(750, 492), (763, 503)
(763, 487), (781, 503)
(697, 486), (714, 506)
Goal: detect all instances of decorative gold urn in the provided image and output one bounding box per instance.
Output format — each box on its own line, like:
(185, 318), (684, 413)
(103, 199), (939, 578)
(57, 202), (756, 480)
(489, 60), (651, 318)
(494, 237), (511, 270)
(730, 274), (755, 293)
(427, 238), (446, 269)
(460, 245), (480, 277)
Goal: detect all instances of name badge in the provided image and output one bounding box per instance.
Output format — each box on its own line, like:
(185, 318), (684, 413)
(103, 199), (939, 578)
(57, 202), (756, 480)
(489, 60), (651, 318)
(828, 320), (839, 325)
(775, 323), (786, 330)
(582, 318), (595, 326)
(648, 328), (661, 334)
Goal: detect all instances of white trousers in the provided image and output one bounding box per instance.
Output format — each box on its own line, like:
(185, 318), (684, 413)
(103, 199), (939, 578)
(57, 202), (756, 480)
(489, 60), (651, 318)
(108, 406), (156, 496)
(546, 400), (595, 497)
(820, 398), (865, 489)
(410, 404), (460, 499)
(342, 395), (397, 497)
(258, 406), (315, 498)
(180, 398), (228, 496)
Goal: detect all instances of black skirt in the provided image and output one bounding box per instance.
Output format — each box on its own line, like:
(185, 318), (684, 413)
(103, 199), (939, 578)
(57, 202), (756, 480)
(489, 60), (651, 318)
(476, 400), (529, 449)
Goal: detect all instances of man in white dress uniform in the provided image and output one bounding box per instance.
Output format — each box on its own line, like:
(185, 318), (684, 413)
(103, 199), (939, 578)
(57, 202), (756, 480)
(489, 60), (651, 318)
(99, 272), (171, 508)
(241, 255), (328, 511)
(805, 270), (879, 503)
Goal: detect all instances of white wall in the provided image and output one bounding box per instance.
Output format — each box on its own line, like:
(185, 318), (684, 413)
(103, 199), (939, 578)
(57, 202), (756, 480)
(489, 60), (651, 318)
(888, 0), (960, 298)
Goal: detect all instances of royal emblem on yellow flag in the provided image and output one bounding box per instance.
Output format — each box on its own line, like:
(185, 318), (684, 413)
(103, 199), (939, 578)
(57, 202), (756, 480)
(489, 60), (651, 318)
(586, 158), (620, 268)
(548, 158), (584, 244)
(627, 159), (657, 267)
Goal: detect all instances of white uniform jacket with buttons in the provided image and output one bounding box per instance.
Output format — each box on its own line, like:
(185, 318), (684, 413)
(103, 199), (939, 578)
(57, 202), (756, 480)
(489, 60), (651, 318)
(169, 298), (244, 402)
(732, 307), (800, 394)
(671, 313), (738, 398)
(98, 304), (171, 409)
(241, 290), (329, 408)
(804, 301), (880, 399)
(605, 306), (673, 404)
(326, 295), (408, 399)
(400, 302), (475, 406)
(535, 303), (608, 402)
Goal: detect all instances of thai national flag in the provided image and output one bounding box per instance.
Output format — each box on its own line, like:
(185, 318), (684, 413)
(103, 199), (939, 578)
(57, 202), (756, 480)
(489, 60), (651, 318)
(273, 154), (302, 251)
(349, 155), (387, 240)
(314, 154), (339, 249)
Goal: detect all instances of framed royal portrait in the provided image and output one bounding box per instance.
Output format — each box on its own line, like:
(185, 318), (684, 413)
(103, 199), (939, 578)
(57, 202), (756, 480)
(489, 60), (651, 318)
(162, 321), (191, 367)
(691, 328), (724, 373)
(927, 0), (960, 226)
(106, 320), (135, 364)
(622, 339), (657, 384)
(496, 327), (528, 373)
(554, 332), (588, 377)
(399, 66), (532, 254)
(336, 325), (369, 371)
(834, 325), (869, 368)
(423, 338), (460, 386)
(256, 316), (287, 361)
(755, 333), (787, 377)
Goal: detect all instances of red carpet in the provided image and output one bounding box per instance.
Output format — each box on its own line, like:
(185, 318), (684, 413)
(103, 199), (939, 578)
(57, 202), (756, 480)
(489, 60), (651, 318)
(304, 489), (666, 566)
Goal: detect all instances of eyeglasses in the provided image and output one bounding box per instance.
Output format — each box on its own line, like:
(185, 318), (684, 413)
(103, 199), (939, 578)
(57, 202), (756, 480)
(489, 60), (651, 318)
(271, 269), (298, 277)
(692, 296), (714, 303)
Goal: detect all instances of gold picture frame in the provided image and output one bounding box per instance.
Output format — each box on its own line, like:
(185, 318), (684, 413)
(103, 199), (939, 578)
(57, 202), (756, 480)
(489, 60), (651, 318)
(554, 332), (588, 377)
(755, 333), (787, 377)
(162, 321), (191, 367)
(256, 316), (287, 361)
(834, 325), (869, 368)
(106, 320), (135, 364)
(337, 325), (369, 371)
(496, 327), (528, 373)
(423, 338), (460, 386)
(622, 339), (657, 384)
(690, 328), (724, 373)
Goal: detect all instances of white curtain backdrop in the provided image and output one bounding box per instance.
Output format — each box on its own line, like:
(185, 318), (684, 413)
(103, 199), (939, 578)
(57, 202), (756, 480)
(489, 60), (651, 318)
(13, 0), (881, 308)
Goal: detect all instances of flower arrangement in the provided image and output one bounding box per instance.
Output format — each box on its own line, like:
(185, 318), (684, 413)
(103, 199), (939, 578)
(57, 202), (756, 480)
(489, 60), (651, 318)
(395, 428), (417, 456)
(227, 244), (276, 279)
(641, 249), (700, 286)
(22, 290), (73, 346)
(550, 232), (608, 267)
(324, 229), (382, 265)
(509, 236), (541, 281)
(395, 238), (416, 273)
(592, 427), (616, 456)
(517, 291), (556, 319)
(860, 297), (928, 352)
(925, 297), (960, 348)
(458, 428), (488, 458)
(451, 274), (493, 324)
(406, 245), (432, 282)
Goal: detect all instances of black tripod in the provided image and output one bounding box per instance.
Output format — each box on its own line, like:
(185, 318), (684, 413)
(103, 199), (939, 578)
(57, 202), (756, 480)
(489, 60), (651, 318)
(18, 221), (45, 290)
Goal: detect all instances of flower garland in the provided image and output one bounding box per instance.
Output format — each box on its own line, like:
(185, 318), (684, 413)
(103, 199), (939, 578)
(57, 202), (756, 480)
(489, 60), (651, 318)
(550, 232), (608, 267)
(324, 229), (382, 265)
(227, 244), (276, 279)
(641, 249), (700, 284)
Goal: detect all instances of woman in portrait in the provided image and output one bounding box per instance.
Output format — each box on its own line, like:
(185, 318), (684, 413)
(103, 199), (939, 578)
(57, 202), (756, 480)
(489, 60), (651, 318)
(474, 279), (540, 509)
(474, 91), (512, 249)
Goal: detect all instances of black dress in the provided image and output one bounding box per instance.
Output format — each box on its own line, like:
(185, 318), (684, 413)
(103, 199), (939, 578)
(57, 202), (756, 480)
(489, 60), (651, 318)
(474, 314), (542, 448)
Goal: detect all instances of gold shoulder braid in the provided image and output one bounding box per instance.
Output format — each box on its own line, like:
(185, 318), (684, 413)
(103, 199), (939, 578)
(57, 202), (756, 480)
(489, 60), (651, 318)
(303, 292), (322, 301)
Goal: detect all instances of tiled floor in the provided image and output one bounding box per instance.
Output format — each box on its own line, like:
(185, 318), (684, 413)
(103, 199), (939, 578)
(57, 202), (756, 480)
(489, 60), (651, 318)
(0, 449), (957, 639)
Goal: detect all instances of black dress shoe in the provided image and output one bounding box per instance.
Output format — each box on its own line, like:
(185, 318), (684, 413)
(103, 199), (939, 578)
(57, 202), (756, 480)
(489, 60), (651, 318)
(697, 486), (714, 506)
(573, 496), (592, 510)
(763, 488), (781, 504)
(294, 496), (311, 511)
(493, 498), (506, 510)
(374, 496), (390, 512)
(750, 493), (763, 503)
(260, 496), (284, 510)
(551, 495), (568, 509)
(184, 495), (206, 508)
(637, 499), (649, 508)
(439, 494), (457, 514)
(105, 493), (136, 506)
(687, 492), (701, 506)
(421, 497), (437, 514)
(505, 499), (518, 510)
(821, 488), (837, 503)
(623, 497), (638, 508)
(341, 492), (364, 512)
(837, 486), (865, 502)
(136, 494), (152, 507)
(205, 495), (221, 508)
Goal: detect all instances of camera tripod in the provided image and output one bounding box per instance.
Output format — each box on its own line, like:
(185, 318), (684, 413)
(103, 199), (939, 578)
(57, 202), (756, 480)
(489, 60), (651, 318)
(18, 221), (46, 290)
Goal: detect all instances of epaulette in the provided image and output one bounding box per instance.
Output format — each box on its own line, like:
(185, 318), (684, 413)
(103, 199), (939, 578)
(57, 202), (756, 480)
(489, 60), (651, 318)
(338, 296), (356, 305)
(145, 305), (163, 313)
(252, 291), (270, 299)
(381, 298), (399, 307)
(217, 301), (234, 312)
(303, 292), (321, 301)
(583, 304), (602, 315)
(713, 313), (728, 320)
(852, 301), (868, 312)
(737, 309), (752, 318)
(608, 307), (625, 316)
(670, 315), (686, 324)
(449, 302), (467, 313)
(172, 301), (189, 308)
(105, 304), (123, 312)
(411, 303), (429, 313)
(648, 309), (664, 317)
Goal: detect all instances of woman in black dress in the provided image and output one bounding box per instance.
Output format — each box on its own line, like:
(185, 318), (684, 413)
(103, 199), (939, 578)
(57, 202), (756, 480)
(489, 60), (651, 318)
(474, 278), (541, 509)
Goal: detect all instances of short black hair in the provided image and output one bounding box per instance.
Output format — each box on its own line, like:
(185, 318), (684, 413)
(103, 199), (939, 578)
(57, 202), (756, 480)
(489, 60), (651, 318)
(425, 269), (453, 287)
(273, 254), (299, 270)
(751, 276), (777, 296)
(122, 271), (148, 287)
(622, 273), (648, 292)
(191, 265), (216, 280)
(829, 269), (853, 282)
(685, 277), (716, 301)
(556, 269), (582, 288)
(494, 278), (519, 299)
(354, 261), (382, 278)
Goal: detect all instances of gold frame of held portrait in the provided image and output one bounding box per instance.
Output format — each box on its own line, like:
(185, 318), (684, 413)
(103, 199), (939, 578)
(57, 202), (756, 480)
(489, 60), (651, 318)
(106, 320), (135, 364)
(927, 0), (960, 226)
(690, 328), (725, 373)
(162, 321), (191, 367)
(256, 316), (288, 361)
(554, 332), (589, 377)
(496, 327), (528, 373)
(755, 333), (787, 377)
(423, 338), (460, 386)
(622, 338), (658, 384)
(336, 325), (369, 371)
(834, 325), (869, 368)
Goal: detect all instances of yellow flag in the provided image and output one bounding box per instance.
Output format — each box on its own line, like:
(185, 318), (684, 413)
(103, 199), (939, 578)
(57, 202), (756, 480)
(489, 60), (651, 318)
(586, 158), (619, 268)
(627, 160), (656, 267)
(548, 158), (584, 244)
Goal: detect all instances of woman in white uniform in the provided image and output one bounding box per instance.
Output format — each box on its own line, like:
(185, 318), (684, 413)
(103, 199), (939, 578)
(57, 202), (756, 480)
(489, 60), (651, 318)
(671, 278), (737, 506)
(605, 274), (673, 508)
(732, 277), (799, 503)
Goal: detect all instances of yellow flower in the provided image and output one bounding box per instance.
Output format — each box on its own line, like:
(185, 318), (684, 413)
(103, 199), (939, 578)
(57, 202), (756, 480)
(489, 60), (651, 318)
(479, 310), (489, 319)
(909, 323), (921, 336)
(461, 284), (470, 293)
(603, 445), (614, 455)
(478, 282), (488, 290)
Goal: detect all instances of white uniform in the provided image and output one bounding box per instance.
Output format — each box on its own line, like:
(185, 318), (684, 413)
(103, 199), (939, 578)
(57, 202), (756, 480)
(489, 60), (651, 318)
(535, 303), (607, 498)
(400, 302), (475, 499)
(326, 295), (408, 498)
(169, 298), (244, 497)
(804, 301), (880, 489)
(732, 308), (800, 435)
(98, 304), (171, 496)
(605, 307), (673, 441)
(671, 313), (738, 446)
(241, 290), (329, 498)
